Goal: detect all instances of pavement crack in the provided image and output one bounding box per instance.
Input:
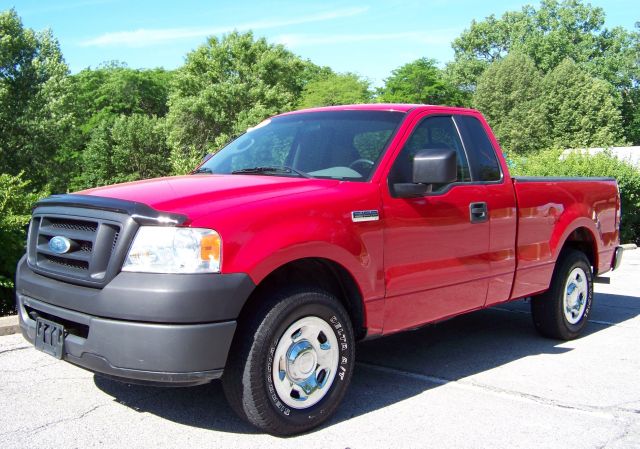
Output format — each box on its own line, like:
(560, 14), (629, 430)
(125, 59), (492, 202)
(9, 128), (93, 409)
(0, 404), (105, 439)
(0, 346), (30, 355)
(357, 361), (630, 419)
(596, 419), (635, 449)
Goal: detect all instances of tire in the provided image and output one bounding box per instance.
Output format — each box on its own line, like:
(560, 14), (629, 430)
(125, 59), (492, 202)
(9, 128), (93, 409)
(531, 249), (594, 340)
(222, 287), (355, 436)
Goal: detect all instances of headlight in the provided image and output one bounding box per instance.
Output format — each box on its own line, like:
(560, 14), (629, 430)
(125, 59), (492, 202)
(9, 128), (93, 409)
(122, 227), (221, 273)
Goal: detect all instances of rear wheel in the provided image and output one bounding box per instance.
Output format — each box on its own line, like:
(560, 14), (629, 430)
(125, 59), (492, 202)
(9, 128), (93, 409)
(222, 287), (355, 436)
(531, 249), (594, 340)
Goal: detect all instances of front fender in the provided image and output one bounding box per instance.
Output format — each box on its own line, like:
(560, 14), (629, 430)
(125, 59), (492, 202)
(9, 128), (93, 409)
(191, 182), (385, 302)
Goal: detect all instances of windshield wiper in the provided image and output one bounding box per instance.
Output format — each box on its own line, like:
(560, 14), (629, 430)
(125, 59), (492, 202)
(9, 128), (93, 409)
(231, 165), (312, 178)
(192, 167), (214, 174)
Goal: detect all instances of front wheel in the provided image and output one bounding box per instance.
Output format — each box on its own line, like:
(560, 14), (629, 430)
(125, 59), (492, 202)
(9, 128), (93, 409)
(222, 287), (355, 436)
(531, 249), (594, 340)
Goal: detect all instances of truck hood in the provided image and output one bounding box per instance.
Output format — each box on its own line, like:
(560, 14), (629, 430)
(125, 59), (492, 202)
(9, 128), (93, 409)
(80, 175), (335, 221)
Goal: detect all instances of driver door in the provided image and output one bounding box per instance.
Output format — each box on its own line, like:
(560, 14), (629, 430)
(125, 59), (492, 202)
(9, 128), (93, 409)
(382, 114), (491, 333)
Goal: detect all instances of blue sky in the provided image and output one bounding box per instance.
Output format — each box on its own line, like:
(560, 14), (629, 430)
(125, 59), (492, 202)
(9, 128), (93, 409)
(3, 0), (637, 86)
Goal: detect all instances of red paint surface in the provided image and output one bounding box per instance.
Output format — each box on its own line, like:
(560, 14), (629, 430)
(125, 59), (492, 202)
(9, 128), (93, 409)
(81, 105), (620, 337)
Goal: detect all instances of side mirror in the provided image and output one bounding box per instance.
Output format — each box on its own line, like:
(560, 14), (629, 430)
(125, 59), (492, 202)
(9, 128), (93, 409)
(413, 148), (457, 184)
(393, 149), (457, 198)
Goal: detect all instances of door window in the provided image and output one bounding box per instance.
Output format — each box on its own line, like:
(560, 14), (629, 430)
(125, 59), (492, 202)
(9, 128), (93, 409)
(389, 115), (471, 192)
(454, 115), (502, 182)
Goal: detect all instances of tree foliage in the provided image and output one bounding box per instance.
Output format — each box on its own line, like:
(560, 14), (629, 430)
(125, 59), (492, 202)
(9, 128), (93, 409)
(70, 62), (172, 131)
(541, 59), (625, 148)
(73, 114), (171, 189)
(54, 64), (173, 190)
(299, 72), (372, 108)
(621, 83), (640, 145)
(448, 0), (640, 143)
(0, 9), (70, 189)
(474, 54), (625, 153)
(449, 0), (639, 88)
(0, 173), (44, 314)
(379, 58), (468, 106)
(167, 31), (311, 173)
(474, 53), (547, 153)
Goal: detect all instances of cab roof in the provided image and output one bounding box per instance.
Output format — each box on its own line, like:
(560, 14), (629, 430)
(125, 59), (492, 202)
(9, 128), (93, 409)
(277, 103), (479, 116)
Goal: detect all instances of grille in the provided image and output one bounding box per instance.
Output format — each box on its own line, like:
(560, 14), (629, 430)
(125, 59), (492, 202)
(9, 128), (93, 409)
(47, 218), (98, 233)
(27, 212), (129, 288)
(43, 254), (89, 271)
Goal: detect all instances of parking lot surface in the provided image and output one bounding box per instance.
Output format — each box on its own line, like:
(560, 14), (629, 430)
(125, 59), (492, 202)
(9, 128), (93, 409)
(1, 250), (638, 449)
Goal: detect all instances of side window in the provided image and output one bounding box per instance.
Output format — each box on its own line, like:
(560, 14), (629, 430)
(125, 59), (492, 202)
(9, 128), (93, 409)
(389, 115), (471, 191)
(454, 115), (502, 182)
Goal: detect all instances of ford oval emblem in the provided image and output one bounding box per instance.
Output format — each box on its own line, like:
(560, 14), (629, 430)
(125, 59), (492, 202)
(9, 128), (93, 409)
(49, 236), (72, 254)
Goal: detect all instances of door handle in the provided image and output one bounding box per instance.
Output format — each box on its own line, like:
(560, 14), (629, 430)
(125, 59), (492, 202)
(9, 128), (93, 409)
(469, 202), (488, 223)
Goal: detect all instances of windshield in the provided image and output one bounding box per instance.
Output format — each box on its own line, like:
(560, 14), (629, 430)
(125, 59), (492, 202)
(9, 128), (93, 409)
(197, 110), (405, 181)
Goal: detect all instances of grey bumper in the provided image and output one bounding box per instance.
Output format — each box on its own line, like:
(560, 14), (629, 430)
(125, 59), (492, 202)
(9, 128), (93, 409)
(16, 257), (255, 323)
(15, 257), (256, 386)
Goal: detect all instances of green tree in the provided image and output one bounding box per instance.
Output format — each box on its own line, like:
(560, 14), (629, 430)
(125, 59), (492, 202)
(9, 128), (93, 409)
(56, 63), (173, 190)
(167, 31), (310, 173)
(0, 9), (70, 189)
(74, 114), (171, 189)
(299, 72), (372, 108)
(70, 62), (172, 129)
(449, 0), (639, 90)
(541, 59), (625, 148)
(621, 85), (640, 146)
(299, 60), (334, 86)
(449, 0), (639, 144)
(474, 53), (548, 154)
(379, 58), (468, 106)
(0, 173), (44, 314)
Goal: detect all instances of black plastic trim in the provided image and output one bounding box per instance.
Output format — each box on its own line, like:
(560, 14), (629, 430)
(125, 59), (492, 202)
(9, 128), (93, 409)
(390, 179), (503, 199)
(28, 208), (136, 288)
(514, 176), (616, 182)
(70, 354), (224, 387)
(452, 114), (505, 183)
(612, 246), (625, 271)
(35, 194), (188, 226)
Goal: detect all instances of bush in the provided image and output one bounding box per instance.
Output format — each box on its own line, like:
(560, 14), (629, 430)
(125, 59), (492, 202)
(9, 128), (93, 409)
(510, 148), (640, 244)
(0, 173), (44, 315)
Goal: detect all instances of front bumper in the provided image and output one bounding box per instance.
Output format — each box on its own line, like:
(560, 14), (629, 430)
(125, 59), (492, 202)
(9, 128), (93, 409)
(16, 257), (255, 386)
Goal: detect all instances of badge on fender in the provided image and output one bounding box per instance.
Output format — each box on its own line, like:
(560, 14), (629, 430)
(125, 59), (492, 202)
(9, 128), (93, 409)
(351, 210), (379, 222)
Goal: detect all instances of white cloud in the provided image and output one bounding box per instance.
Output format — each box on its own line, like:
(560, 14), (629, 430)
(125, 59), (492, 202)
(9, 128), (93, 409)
(80, 6), (369, 47)
(274, 30), (461, 48)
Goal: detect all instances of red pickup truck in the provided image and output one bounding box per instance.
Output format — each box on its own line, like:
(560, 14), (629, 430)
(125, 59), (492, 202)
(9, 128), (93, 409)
(16, 104), (623, 435)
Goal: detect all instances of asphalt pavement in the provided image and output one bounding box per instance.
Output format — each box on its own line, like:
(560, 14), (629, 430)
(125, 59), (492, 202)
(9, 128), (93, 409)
(1, 249), (638, 448)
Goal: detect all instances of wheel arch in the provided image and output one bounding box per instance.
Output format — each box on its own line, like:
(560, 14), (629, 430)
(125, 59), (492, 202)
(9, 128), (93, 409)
(556, 224), (598, 273)
(237, 257), (367, 341)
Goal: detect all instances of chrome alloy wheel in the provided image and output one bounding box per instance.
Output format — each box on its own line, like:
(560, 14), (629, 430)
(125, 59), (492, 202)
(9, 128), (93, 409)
(563, 267), (589, 324)
(272, 316), (339, 409)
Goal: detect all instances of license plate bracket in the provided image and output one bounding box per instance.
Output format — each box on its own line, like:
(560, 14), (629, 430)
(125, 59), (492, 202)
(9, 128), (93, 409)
(35, 317), (65, 359)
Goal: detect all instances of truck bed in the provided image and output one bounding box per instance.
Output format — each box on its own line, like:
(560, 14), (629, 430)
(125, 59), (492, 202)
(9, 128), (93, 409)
(511, 176), (619, 299)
